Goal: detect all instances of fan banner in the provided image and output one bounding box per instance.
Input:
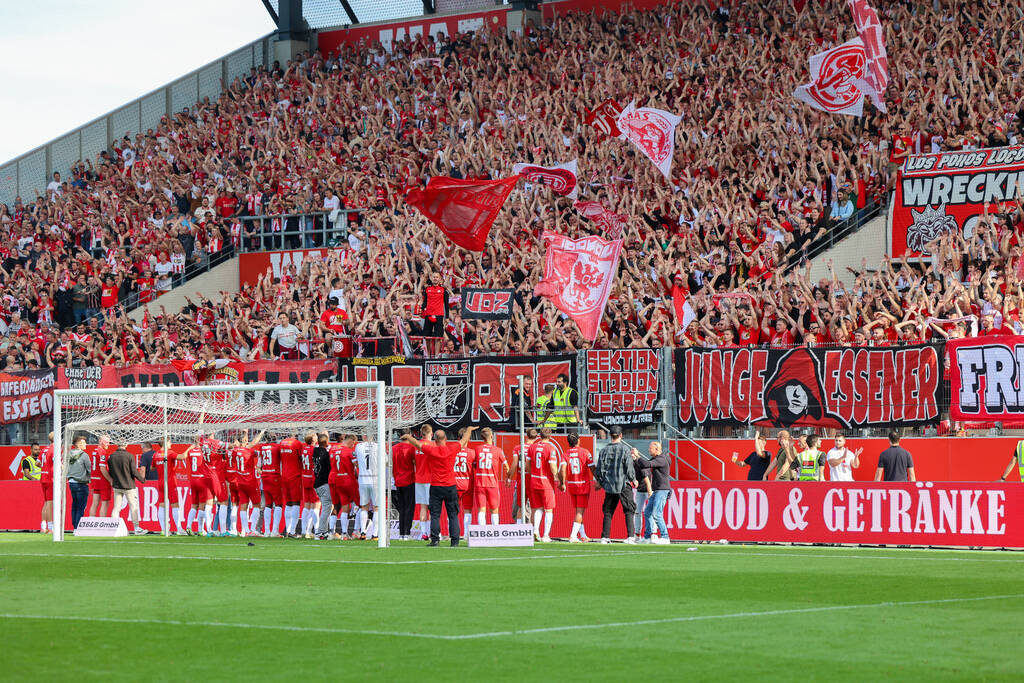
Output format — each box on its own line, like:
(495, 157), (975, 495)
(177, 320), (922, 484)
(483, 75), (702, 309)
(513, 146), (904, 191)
(891, 146), (1024, 257)
(460, 288), (515, 320)
(586, 349), (660, 426)
(338, 353), (577, 430)
(534, 231), (623, 342)
(616, 101), (681, 179)
(848, 0), (889, 112)
(56, 360), (336, 393)
(793, 37), (868, 116)
(674, 344), (943, 428)
(584, 97), (624, 138)
(948, 335), (1024, 421)
(573, 200), (629, 240)
(512, 160), (579, 199)
(405, 175), (519, 251)
(0, 369), (56, 425)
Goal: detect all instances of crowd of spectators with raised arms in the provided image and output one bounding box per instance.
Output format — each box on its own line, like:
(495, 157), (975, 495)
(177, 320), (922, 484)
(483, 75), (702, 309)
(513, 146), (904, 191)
(2, 0), (1023, 371)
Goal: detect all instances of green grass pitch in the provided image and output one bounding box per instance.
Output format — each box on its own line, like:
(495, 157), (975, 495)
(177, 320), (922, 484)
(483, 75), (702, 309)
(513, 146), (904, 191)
(1, 534), (1022, 681)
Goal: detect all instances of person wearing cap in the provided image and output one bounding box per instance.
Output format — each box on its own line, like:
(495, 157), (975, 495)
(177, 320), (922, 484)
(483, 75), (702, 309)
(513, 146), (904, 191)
(593, 426), (638, 544)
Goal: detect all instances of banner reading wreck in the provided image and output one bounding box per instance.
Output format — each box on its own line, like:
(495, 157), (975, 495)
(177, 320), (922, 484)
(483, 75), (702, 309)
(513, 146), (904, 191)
(892, 146), (1024, 257)
(674, 344), (942, 429)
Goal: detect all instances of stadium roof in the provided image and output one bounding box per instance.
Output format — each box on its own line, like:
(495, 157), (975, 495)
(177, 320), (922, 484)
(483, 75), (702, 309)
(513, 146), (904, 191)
(263, 0), (506, 29)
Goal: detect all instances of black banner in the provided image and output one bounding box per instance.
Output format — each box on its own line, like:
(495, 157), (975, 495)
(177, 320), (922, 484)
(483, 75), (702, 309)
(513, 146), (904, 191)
(460, 288), (515, 320)
(338, 353), (576, 429)
(585, 349), (660, 425)
(674, 344), (943, 429)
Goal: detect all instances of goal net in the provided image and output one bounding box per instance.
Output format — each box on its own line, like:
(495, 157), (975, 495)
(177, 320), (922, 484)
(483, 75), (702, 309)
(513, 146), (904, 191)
(51, 380), (466, 546)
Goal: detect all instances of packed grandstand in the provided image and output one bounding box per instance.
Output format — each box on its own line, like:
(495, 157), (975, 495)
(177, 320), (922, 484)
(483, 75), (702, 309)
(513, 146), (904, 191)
(1, 0), (1023, 372)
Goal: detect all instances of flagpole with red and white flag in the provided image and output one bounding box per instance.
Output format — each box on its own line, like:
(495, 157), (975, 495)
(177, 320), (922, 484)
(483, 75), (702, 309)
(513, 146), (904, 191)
(534, 231), (623, 342)
(616, 101), (681, 181)
(405, 176), (520, 251)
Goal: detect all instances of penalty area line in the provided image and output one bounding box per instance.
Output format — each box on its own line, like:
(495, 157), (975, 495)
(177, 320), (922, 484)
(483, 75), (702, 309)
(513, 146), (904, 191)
(2, 594), (1021, 641)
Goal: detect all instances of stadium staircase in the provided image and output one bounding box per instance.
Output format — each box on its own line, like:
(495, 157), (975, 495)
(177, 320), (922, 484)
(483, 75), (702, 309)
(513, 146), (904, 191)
(129, 256), (239, 323)
(805, 212), (889, 286)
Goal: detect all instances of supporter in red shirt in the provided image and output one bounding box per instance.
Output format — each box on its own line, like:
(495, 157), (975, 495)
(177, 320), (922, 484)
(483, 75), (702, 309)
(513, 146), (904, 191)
(401, 424), (474, 546)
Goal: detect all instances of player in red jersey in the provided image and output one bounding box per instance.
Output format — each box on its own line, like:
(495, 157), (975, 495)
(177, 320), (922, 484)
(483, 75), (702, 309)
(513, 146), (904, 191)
(506, 428), (539, 523)
(279, 434), (304, 537)
(38, 433), (55, 533)
(150, 440), (184, 535)
(473, 428), (508, 526)
(528, 428), (563, 542)
(563, 432), (594, 543)
(412, 426), (433, 540)
(185, 441), (213, 535)
(201, 434), (230, 536)
(299, 433), (319, 538)
(454, 426), (477, 536)
(229, 431), (264, 538)
(225, 440), (239, 535)
(258, 440), (284, 537)
(391, 430), (418, 539)
(86, 435), (115, 517)
(327, 434), (358, 539)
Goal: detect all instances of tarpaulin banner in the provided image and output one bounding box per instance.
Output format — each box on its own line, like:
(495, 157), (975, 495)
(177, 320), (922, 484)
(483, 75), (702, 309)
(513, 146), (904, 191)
(57, 360), (336, 392)
(656, 481), (1024, 548)
(0, 369), (56, 424)
(585, 349), (660, 425)
(460, 288), (515, 320)
(238, 248), (350, 289)
(338, 354), (576, 429)
(948, 335), (1024, 421)
(674, 344), (943, 428)
(893, 146), (1024, 257)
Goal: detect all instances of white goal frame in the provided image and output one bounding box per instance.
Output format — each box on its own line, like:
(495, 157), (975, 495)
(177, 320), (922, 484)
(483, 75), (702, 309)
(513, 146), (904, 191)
(52, 381), (389, 547)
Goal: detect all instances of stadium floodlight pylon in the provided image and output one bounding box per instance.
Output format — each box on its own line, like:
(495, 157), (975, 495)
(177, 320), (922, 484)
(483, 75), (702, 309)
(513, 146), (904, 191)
(52, 380), (467, 546)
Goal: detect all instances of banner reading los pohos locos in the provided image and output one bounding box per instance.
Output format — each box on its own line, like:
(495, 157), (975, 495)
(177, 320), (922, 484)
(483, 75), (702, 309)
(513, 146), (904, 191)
(338, 354), (576, 430)
(674, 344), (943, 429)
(659, 481), (1024, 547)
(892, 146), (1024, 257)
(948, 334), (1024, 422)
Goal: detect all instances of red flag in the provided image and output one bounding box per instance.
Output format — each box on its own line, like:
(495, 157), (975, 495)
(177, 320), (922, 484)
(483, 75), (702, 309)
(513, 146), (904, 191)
(584, 98), (624, 138)
(573, 200), (629, 240)
(405, 176), (519, 251)
(534, 231), (623, 342)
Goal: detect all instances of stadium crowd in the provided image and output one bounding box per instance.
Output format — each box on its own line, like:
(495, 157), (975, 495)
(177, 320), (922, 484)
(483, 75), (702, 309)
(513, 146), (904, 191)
(2, 0), (1024, 370)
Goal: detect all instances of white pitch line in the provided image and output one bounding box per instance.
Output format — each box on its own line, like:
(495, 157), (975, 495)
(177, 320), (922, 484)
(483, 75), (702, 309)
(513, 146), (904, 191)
(0, 550), (677, 566)
(2, 594), (1021, 641)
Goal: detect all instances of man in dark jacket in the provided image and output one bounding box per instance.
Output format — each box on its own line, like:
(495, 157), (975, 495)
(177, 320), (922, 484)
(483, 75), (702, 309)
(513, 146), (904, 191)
(107, 444), (148, 535)
(313, 433), (333, 539)
(594, 426), (638, 544)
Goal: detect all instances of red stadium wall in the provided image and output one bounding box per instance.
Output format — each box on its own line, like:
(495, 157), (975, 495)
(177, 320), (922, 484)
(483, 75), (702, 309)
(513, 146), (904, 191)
(672, 438), (1021, 483)
(541, 0), (671, 19)
(318, 9), (507, 54)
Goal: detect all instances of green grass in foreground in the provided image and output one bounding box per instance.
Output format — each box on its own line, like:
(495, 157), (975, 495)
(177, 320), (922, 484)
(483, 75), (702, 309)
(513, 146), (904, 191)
(0, 534), (1022, 681)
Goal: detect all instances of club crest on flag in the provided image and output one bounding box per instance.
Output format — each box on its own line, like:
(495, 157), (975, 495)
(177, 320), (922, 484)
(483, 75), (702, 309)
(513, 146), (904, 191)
(512, 160), (579, 199)
(616, 101), (681, 180)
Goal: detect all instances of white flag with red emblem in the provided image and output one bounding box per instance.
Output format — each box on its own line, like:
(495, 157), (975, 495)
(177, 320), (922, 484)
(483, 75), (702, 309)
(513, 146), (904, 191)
(512, 160), (579, 199)
(793, 37), (869, 117)
(534, 231), (623, 342)
(573, 200), (629, 240)
(615, 101), (681, 180)
(847, 0), (889, 112)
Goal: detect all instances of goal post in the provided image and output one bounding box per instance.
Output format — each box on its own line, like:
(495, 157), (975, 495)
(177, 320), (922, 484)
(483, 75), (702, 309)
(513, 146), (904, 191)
(52, 380), (465, 547)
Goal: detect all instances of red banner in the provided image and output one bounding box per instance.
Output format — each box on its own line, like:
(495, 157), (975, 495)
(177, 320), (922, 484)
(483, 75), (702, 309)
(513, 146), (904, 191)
(405, 176), (519, 252)
(57, 360), (336, 392)
(948, 335), (1024, 421)
(0, 370), (55, 425)
(317, 8), (507, 54)
(584, 98), (623, 139)
(892, 147), (1024, 257)
(674, 344), (943, 428)
(651, 481), (1024, 548)
(238, 248), (349, 289)
(535, 231), (623, 341)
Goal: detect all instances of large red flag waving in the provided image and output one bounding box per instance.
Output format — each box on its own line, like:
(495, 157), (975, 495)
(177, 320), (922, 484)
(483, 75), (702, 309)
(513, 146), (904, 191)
(534, 231), (623, 342)
(405, 176), (519, 251)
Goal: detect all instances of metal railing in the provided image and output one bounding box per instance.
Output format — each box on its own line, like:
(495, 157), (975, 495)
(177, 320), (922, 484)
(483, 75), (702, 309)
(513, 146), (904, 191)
(785, 198), (885, 274)
(0, 34), (274, 208)
(661, 421), (726, 481)
(235, 210), (362, 252)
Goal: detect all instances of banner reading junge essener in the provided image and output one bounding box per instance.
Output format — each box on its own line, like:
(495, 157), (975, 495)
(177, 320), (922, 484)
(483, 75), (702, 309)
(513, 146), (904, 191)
(674, 344), (943, 429)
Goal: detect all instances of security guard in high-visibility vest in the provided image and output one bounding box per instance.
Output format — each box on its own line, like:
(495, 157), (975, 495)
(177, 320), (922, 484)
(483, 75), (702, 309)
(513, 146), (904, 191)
(20, 450), (41, 481)
(999, 440), (1024, 482)
(545, 373), (580, 431)
(535, 386), (555, 428)
(797, 434), (826, 482)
